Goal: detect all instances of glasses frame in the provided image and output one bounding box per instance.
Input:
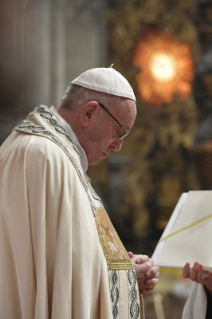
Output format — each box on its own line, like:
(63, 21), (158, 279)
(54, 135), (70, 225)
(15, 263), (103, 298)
(98, 102), (129, 140)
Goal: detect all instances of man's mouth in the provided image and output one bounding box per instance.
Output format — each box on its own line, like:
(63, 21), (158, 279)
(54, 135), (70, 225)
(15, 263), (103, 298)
(98, 152), (107, 159)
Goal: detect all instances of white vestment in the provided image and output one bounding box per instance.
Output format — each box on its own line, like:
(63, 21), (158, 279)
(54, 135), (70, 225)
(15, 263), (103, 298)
(182, 284), (207, 319)
(0, 105), (144, 319)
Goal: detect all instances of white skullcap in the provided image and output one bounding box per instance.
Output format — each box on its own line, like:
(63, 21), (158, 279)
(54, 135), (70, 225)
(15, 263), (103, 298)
(71, 67), (136, 101)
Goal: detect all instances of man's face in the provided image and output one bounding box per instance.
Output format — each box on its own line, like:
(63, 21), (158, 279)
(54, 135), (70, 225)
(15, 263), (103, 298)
(82, 99), (137, 165)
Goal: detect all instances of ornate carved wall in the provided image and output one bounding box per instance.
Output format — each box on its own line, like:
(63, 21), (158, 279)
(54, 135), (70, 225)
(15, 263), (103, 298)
(89, 0), (202, 255)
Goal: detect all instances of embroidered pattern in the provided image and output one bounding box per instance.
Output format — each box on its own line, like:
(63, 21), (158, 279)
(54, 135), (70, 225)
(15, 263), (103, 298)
(110, 271), (119, 319)
(127, 270), (140, 319)
(33, 105), (80, 156)
(95, 207), (133, 271)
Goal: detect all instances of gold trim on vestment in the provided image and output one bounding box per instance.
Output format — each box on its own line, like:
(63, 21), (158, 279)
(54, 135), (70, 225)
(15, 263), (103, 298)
(95, 207), (134, 271)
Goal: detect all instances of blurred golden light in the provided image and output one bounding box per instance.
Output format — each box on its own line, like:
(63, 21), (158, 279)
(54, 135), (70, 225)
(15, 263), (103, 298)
(133, 32), (194, 108)
(150, 53), (176, 81)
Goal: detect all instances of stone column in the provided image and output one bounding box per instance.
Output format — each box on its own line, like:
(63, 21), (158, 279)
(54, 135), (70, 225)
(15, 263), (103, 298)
(0, 0), (108, 142)
(0, 0), (52, 143)
(51, 0), (108, 107)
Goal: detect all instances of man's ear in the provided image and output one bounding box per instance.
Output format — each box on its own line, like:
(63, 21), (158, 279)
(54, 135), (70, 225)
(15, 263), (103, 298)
(80, 101), (98, 127)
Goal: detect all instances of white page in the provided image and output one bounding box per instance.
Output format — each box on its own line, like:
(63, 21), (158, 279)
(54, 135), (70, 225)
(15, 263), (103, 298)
(152, 191), (212, 270)
(152, 193), (188, 265)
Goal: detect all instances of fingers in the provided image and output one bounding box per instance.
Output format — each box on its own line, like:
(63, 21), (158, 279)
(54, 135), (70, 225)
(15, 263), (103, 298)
(128, 253), (160, 295)
(129, 253), (153, 279)
(183, 262), (207, 284)
(190, 262), (203, 283)
(146, 265), (159, 279)
(139, 277), (159, 296)
(128, 252), (149, 265)
(128, 251), (134, 259)
(129, 253), (154, 266)
(135, 255), (150, 264)
(135, 264), (159, 294)
(183, 262), (190, 278)
(203, 270), (211, 282)
(146, 278), (159, 287)
(135, 260), (154, 279)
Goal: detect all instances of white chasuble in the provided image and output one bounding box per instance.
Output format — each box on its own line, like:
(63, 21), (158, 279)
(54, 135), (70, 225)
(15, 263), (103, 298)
(182, 284), (207, 319)
(0, 105), (144, 319)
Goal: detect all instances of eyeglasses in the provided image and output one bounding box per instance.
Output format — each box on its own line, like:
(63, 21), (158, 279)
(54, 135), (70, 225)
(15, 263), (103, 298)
(98, 102), (129, 140)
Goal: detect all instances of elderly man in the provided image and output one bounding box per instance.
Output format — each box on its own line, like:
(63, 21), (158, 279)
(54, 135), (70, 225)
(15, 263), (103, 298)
(0, 67), (158, 319)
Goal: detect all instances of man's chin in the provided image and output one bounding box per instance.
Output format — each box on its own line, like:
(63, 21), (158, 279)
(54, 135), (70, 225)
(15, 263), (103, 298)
(88, 158), (100, 166)
(88, 156), (106, 166)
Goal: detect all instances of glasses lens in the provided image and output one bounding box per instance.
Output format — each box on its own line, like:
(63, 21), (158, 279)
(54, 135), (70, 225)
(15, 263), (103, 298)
(118, 130), (130, 141)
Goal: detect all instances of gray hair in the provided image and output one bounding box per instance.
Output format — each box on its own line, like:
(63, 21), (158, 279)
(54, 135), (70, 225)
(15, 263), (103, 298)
(60, 84), (127, 112)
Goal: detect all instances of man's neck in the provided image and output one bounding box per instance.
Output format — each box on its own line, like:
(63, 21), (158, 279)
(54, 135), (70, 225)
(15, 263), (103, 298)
(57, 107), (79, 135)
(51, 106), (88, 173)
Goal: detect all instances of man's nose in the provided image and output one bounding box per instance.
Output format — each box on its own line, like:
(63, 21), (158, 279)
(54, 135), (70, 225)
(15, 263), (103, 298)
(111, 139), (123, 152)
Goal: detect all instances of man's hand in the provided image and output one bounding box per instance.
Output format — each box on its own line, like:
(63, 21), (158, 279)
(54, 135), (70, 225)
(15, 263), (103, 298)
(128, 252), (159, 296)
(183, 262), (212, 298)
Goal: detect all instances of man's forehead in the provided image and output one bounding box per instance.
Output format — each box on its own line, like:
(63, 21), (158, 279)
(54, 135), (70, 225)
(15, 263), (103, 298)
(115, 101), (137, 129)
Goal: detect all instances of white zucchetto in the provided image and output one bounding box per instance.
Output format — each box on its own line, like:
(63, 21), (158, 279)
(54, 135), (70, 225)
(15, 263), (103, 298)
(71, 67), (136, 101)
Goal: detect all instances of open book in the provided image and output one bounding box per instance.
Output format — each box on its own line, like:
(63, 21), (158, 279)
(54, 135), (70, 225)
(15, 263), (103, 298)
(151, 191), (212, 270)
